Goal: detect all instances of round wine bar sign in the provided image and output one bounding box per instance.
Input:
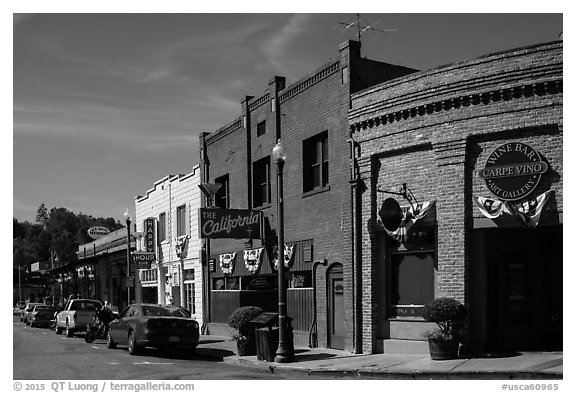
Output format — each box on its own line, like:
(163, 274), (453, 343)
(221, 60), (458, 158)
(478, 142), (548, 201)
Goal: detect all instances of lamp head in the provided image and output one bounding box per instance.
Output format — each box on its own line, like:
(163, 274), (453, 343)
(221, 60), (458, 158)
(123, 209), (131, 223)
(272, 139), (287, 163)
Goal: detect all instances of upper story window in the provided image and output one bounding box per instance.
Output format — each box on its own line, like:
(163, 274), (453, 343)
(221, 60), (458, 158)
(256, 120), (266, 137)
(303, 131), (329, 192)
(176, 204), (188, 237)
(252, 156), (271, 208)
(158, 212), (166, 243)
(214, 174), (229, 209)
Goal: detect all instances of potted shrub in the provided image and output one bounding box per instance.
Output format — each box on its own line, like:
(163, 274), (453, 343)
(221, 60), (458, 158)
(228, 306), (263, 356)
(422, 297), (467, 360)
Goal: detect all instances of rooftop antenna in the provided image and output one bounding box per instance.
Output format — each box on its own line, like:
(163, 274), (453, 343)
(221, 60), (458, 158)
(338, 14), (397, 56)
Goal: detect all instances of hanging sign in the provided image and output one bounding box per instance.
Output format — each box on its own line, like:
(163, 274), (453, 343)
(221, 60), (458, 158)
(199, 208), (262, 239)
(87, 226), (110, 240)
(144, 218), (156, 253)
(132, 251), (155, 269)
(478, 142), (548, 201)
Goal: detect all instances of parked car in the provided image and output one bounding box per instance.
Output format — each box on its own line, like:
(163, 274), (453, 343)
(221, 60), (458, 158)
(28, 305), (56, 327)
(55, 299), (102, 337)
(21, 302), (43, 323)
(107, 303), (199, 355)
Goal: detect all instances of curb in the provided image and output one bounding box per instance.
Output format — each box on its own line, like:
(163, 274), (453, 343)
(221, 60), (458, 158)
(223, 356), (563, 380)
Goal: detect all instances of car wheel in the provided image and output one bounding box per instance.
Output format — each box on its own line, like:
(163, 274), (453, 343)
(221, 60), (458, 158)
(55, 326), (63, 335)
(66, 324), (74, 337)
(127, 331), (141, 355)
(106, 331), (117, 349)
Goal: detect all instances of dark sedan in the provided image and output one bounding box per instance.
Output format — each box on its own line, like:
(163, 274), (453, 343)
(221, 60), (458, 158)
(107, 304), (199, 356)
(28, 305), (56, 327)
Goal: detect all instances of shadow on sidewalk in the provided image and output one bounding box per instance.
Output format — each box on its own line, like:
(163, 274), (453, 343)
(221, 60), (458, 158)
(195, 347), (236, 361)
(469, 351), (522, 359)
(199, 339), (226, 345)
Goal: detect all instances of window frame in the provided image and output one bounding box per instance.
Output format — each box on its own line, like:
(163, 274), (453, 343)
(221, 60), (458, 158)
(158, 212), (166, 244)
(256, 120), (266, 137)
(388, 250), (437, 319)
(176, 204), (187, 237)
(303, 131), (329, 193)
(252, 156), (271, 208)
(214, 174), (230, 209)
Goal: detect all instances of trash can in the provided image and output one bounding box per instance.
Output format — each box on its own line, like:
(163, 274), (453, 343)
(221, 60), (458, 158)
(251, 312), (279, 362)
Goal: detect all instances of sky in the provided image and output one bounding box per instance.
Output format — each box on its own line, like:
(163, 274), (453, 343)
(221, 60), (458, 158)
(11, 7), (565, 224)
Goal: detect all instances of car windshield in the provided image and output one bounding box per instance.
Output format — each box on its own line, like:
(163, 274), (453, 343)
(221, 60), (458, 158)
(141, 305), (172, 317)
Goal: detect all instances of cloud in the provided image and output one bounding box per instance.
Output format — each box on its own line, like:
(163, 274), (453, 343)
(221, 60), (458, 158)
(262, 14), (313, 78)
(13, 14), (35, 27)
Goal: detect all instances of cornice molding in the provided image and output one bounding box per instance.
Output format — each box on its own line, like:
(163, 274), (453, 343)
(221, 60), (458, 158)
(350, 79), (562, 134)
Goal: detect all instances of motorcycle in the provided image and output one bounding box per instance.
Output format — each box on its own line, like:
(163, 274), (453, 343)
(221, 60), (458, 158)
(85, 309), (112, 343)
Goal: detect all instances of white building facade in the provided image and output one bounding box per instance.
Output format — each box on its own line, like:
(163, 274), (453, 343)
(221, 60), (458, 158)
(134, 165), (203, 324)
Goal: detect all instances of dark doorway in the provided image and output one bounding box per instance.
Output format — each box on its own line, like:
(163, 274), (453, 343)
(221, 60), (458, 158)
(487, 225), (562, 351)
(327, 263), (344, 350)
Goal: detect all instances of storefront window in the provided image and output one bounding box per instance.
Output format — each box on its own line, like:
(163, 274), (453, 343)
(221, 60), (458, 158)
(226, 277), (240, 290)
(241, 275), (276, 290)
(213, 277), (225, 290)
(185, 283), (195, 314)
(389, 251), (435, 318)
(289, 271), (312, 288)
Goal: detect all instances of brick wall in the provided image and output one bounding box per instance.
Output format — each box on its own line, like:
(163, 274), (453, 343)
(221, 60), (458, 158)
(349, 40), (563, 353)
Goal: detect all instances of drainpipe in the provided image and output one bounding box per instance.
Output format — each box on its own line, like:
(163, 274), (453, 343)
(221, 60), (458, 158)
(348, 136), (363, 354)
(308, 258), (327, 348)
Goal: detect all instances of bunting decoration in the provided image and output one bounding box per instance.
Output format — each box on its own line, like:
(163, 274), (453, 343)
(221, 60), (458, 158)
(474, 191), (551, 228)
(507, 190), (551, 228)
(273, 244), (295, 270)
(243, 248), (263, 274)
(383, 201), (436, 243)
(474, 196), (511, 219)
(219, 252), (237, 274)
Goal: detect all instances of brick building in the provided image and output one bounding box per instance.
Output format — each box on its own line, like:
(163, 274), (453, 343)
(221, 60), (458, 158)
(199, 40), (416, 349)
(134, 166), (204, 324)
(348, 40), (563, 354)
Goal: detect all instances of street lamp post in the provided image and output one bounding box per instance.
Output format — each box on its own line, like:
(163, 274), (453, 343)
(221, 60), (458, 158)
(272, 139), (293, 363)
(124, 209), (132, 307)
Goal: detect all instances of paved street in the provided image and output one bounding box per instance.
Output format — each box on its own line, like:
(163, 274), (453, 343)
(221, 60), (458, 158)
(13, 319), (285, 380)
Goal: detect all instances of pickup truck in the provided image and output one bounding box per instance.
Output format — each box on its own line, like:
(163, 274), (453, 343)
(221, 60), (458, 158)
(55, 299), (102, 337)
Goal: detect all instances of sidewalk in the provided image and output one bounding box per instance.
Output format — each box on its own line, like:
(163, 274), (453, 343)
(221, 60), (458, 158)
(196, 335), (562, 380)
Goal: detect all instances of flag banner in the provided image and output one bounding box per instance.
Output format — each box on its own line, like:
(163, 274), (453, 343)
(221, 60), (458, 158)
(474, 196), (511, 219)
(244, 248), (263, 274)
(175, 235), (189, 257)
(219, 252), (237, 274)
(273, 244), (295, 270)
(507, 190), (551, 228)
(383, 201), (436, 243)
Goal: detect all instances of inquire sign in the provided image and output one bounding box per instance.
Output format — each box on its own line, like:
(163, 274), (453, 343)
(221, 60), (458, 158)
(478, 142), (548, 201)
(199, 208), (263, 239)
(87, 226), (110, 240)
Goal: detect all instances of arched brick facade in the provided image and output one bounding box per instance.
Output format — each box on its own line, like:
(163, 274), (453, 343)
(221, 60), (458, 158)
(349, 41), (563, 354)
